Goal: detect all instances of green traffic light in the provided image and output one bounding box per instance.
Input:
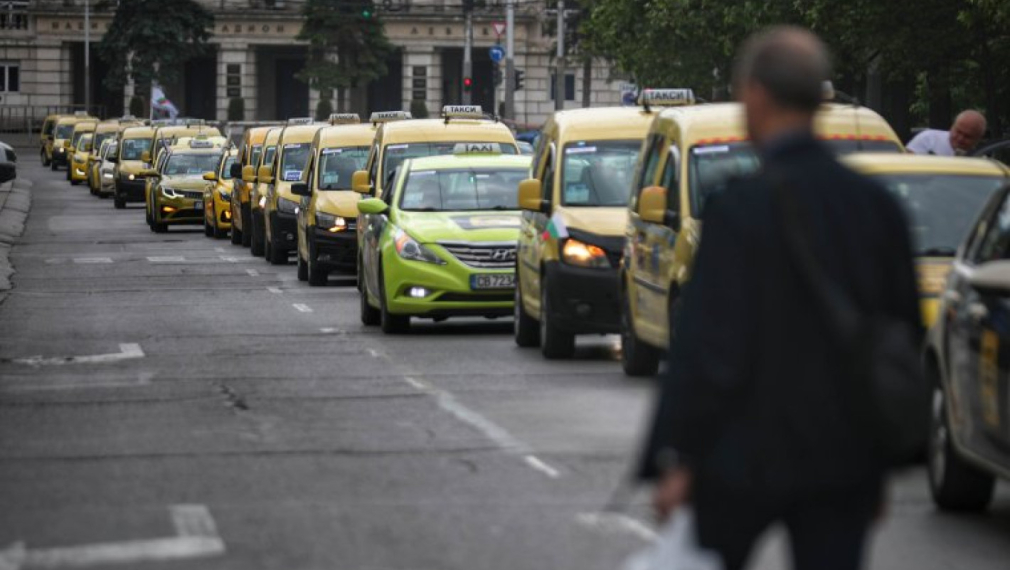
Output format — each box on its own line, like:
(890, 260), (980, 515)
(362, 9), (372, 18)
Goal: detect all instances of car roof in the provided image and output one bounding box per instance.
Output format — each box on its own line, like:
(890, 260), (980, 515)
(72, 122), (98, 131)
(166, 147), (224, 156)
(316, 123), (379, 147)
(407, 153), (532, 171)
(279, 123), (326, 144)
(378, 118), (517, 146)
(121, 126), (157, 138)
(154, 125), (221, 139)
(55, 115), (98, 125)
(263, 127), (283, 145)
(548, 106), (660, 141)
(842, 153), (1010, 177)
(244, 126), (277, 145)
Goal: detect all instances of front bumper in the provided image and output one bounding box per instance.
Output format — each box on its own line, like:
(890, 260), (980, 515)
(269, 210), (298, 248)
(310, 226), (358, 271)
(543, 260), (620, 334)
(213, 195), (232, 230)
(154, 195), (205, 225)
(115, 179), (147, 202)
(71, 162), (89, 182)
(383, 254), (514, 318)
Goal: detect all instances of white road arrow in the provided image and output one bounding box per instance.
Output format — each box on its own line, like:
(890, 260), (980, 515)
(0, 504), (225, 569)
(11, 344), (144, 367)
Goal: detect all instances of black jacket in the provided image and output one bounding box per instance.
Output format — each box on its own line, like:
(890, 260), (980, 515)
(637, 133), (921, 496)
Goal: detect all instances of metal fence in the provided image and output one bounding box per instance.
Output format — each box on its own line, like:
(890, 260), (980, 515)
(0, 105), (108, 134)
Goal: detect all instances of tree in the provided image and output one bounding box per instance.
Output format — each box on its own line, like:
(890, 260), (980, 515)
(96, 0), (214, 96)
(297, 0), (395, 113)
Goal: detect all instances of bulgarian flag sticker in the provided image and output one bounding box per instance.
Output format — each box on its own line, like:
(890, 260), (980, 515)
(542, 213), (568, 240)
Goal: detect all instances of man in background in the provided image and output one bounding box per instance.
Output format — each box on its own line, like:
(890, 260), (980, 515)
(907, 110), (987, 156)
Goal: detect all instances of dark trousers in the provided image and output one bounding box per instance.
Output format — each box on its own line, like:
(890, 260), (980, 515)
(695, 480), (882, 570)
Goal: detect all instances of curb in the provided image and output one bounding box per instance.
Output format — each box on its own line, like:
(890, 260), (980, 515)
(0, 177), (32, 297)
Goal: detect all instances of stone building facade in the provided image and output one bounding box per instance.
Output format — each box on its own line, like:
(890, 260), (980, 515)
(0, 0), (629, 126)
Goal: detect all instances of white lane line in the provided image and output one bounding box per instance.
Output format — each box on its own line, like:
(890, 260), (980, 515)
(246, 269), (259, 277)
(0, 504), (225, 569)
(12, 343), (145, 367)
(73, 257), (113, 264)
(435, 391), (529, 454)
(147, 256), (185, 263)
(367, 349), (383, 358)
(292, 303), (313, 313)
(403, 376), (429, 390)
(3, 372), (154, 392)
(575, 512), (657, 542)
(319, 327), (337, 334)
(214, 248), (226, 253)
(266, 287), (282, 294)
(524, 455), (561, 479)
(218, 256), (240, 263)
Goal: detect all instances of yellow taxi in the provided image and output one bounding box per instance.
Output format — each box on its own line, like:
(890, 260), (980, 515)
(259, 118), (326, 264)
(204, 147), (239, 239)
(619, 100), (906, 375)
(88, 117), (143, 195)
(842, 153), (1010, 327)
(513, 93), (688, 360)
(230, 126), (275, 247)
(292, 116), (376, 285)
(144, 138), (224, 233)
(39, 113), (64, 167)
(142, 121), (222, 167)
(68, 120), (98, 184)
(113, 125), (157, 209)
(246, 127), (283, 257)
(50, 112), (97, 171)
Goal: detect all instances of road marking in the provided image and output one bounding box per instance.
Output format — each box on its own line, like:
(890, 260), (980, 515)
(575, 512), (657, 542)
(218, 256), (240, 263)
(403, 376), (428, 390)
(292, 303), (312, 313)
(0, 504), (225, 569)
(73, 257), (112, 264)
(319, 327), (337, 334)
(246, 269), (259, 277)
(367, 349), (383, 358)
(524, 455), (561, 479)
(3, 372), (154, 392)
(435, 391), (529, 453)
(266, 287), (282, 294)
(147, 256), (185, 263)
(11, 344), (145, 367)
(214, 248), (225, 253)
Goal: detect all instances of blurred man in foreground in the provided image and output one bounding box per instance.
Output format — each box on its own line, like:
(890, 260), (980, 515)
(637, 27), (921, 570)
(907, 110), (987, 156)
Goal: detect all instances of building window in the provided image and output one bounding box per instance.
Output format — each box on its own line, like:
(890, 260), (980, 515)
(550, 73), (575, 101)
(0, 63), (19, 93)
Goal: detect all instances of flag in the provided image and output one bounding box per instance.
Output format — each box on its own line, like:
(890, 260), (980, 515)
(151, 82), (180, 119)
(542, 212), (568, 241)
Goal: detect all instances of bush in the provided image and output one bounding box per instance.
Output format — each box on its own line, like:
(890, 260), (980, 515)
(129, 96), (145, 118)
(315, 98), (333, 121)
(227, 97), (245, 121)
(410, 99), (429, 119)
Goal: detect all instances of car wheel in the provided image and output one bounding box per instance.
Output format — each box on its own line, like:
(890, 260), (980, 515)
(307, 237), (327, 286)
(41, 150), (50, 167)
(379, 264), (409, 334)
(266, 217), (286, 265)
(539, 273), (574, 359)
(296, 251), (309, 281)
(70, 178), (81, 186)
(250, 213), (264, 257)
(66, 167), (71, 181)
(151, 220), (168, 233)
(360, 282), (381, 326)
(230, 218), (243, 245)
(50, 161), (57, 171)
(212, 214), (227, 239)
(241, 206), (252, 247)
(928, 385), (995, 511)
(114, 197), (125, 210)
(204, 218), (213, 237)
(620, 288), (660, 376)
(514, 278), (540, 347)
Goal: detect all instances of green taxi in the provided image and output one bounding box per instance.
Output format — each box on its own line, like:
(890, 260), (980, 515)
(357, 144), (530, 333)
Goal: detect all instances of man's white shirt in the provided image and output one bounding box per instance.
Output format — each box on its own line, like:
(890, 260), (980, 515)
(907, 129), (955, 156)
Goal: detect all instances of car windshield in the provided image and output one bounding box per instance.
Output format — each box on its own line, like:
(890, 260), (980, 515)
(823, 139), (903, 154)
(688, 143), (761, 217)
(55, 124), (74, 139)
(400, 167), (527, 211)
(874, 173), (1006, 256)
(103, 142), (118, 159)
(383, 141), (518, 181)
(121, 138), (152, 160)
(77, 134), (92, 152)
(93, 133), (113, 152)
(560, 140), (641, 207)
(164, 153), (222, 176)
(221, 156), (238, 180)
(72, 130), (91, 148)
(279, 143), (311, 181)
(249, 144), (263, 168)
(318, 146), (369, 190)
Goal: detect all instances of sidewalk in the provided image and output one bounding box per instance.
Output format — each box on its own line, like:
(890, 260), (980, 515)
(0, 175), (32, 301)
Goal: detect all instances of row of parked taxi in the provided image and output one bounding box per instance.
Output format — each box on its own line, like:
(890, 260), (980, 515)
(41, 90), (1010, 511)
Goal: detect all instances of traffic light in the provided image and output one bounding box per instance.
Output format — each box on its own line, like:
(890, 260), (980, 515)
(361, 6), (372, 18)
(514, 69), (525, 91)
(463, 76), (473, 93)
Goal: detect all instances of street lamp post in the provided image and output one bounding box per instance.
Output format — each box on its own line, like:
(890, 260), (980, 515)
(554, 0), (564, 111)
(84, 0), (90, 114)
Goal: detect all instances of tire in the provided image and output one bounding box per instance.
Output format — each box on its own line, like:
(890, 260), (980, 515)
(360, 282), (381, 326)
(514, 278), (540, 347)
(266, 215), (287, 265)
(296, 251), (309, 281)
(151, 221), (168, 233)
(928, 385), (995, 511)
(250, 213), (264, 257)
(539, 273), (574, 359)
(42, 150), (50, 167)
(204, 219), (213, 237)
(307, 237), (328, 286)
(114, 197), (125, 209)
(241, 206), (252, 247)
(230, 219), (243, 245)
(70, 178), (81, 186)
(66, 166), (71, 181)
(379, 264), (409, 334)
(620, 288), (661, 376)
(51, 160), (58, 171)
(212, 214), (227, 239)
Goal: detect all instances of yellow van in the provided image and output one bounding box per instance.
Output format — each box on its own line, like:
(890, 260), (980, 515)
(246, 127), (283, 257)
(68, 121), (98, 185)
(292, 121), (376, 285)
(40, 113), (64, 167)
(50, 112), (97, 171)
(88, 118), (143, 195)
(513, 95), (688, 359)
(619, 101), (906, 375)
(230, 126), (275, 246)
(204, 147), (239, 239)
(113, 125), (156, 209)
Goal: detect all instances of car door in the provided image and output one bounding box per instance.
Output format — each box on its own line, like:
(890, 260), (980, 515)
(626, 133), (665, 338)
(519, 140), (555, 316)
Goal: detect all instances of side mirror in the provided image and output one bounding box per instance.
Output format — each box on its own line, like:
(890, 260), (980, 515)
(968, 261), (1010, 296)
(202, 172), (217, 181)
(291, 182), (311, 197)
(352, 170), (371, 195)
(518, 178), (546, 212)
(242, 164), (256, 183)
(357, 197), (389, 215)
(230, 163), (242, 179)
(258, 165), (274, 184)
(139, 168), (160, 178)
(638, 186), (680, 230)
(140, 150), (151, 163)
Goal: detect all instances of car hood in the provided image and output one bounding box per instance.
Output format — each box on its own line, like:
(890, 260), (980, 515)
(161, 174), (211, 190)
(397, 210), (522, 244)
(314, 190), (361, 218)
(554, 206), (628, 237)
(118, 160), (146, 174)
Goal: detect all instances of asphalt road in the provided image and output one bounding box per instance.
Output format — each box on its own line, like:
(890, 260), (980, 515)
(1, 159), (1009, 570)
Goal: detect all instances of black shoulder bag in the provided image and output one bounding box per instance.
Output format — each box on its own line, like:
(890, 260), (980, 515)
(774, 175), (930, 467)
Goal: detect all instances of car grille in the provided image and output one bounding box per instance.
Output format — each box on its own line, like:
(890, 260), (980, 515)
(438, 242), (517, 269)
(181, 190), (203, 200)
(438, 292), (513, 303)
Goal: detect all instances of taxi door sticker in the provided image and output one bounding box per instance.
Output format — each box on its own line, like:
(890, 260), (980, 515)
(980, 328), (1000, 428)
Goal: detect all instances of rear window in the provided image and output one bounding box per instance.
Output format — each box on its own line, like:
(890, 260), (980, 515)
(382, 141), (518, 183)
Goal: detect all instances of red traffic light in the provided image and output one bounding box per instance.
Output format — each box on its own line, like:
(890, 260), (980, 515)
(463, 76), (473, 90)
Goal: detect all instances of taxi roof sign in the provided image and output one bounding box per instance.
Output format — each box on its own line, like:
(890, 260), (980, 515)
(369, 110), (412, 124)
(638, 89), (696, 111)
(287, 117), (315, 126)
(74, 110), (89, 116)
(453, 142), (502, 155)
(329, 113), (361, 125)
(442, 105), (485, 120)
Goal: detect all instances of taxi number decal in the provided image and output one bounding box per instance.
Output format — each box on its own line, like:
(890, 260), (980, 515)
(693, 145), (731, 155)
(284, 143), (303, 149)
(566, 147), (597, 154)
(387, 144), (409, 150)
(322, 148), (345, 155)
(283, 170), (302, 181)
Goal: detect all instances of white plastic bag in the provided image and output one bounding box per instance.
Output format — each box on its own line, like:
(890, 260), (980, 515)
(621, 508), (723, 570)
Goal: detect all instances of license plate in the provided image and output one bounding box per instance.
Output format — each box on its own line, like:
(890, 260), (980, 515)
(193, 201), (203, 210)
(470, 273), (515, 290)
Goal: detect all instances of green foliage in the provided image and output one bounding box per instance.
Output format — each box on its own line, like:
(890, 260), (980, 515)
(128, 96), (145, 119)
(409, 99), (429, 119)
(315, 98), (334, 121)
(228, 98), (245, 122)
(96, 0), (214, 92)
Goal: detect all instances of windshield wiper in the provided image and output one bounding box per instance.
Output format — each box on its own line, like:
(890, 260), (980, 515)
(919, 246), (957, 257)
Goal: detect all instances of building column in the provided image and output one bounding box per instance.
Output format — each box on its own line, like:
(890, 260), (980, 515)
(402, 47), (437, 116)
(218, 44), (254, 122)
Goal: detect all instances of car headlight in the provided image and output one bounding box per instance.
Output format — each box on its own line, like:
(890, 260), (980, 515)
(393, 227), (444, 265)
(102, 172), (113, 180)
(161, 187), (181, 199)
(126, 173), (135, 181)
(258, 196), (267, 209)
(57, 147), (65, 153)
(316, 212), (348, 233)
(277, 197), (298, 214)
(218, 189), (231, 201)
(562, 238), (610, 268)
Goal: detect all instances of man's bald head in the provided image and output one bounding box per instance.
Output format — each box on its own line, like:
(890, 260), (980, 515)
(950, 110), (987, 153)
